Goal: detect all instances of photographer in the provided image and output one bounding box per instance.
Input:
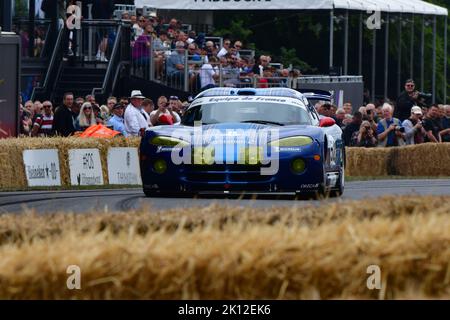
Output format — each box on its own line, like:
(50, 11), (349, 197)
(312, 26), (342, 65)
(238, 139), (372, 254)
(402, 106), (426, 145)
(363, 104), (378, 132)
(377, 103), (405, 147)
(150, 96), (181, 126)
(351, 121), (377, 148)
(395, 79), (419, 121)
(343, 111), (362, 147)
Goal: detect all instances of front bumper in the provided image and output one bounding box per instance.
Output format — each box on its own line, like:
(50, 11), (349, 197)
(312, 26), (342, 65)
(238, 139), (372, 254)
(141, 143), (331, 193)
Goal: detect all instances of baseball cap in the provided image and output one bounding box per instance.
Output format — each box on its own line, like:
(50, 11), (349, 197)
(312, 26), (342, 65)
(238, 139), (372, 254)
(112, 103), (124, 110)
(411, 106), (423, 115)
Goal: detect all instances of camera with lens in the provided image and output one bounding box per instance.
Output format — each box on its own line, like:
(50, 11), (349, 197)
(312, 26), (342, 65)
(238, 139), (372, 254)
(395, 126), (405, 133)
(417, 92), (432, 100)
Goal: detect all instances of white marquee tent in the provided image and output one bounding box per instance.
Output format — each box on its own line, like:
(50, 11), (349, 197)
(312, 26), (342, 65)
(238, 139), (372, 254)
(135, 0), (447, 16)
(134, 0), (448, 102)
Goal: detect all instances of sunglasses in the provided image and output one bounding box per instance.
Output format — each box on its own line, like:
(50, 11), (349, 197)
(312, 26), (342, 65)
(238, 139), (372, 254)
(43, 105), (52, 108)
(84, 107), (92, 110)
(170, 96), (179, 100)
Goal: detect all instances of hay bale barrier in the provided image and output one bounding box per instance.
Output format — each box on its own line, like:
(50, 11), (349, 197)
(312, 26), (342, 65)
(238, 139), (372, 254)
(0, 196), (448, 299)
(0, 137), (140, 189)
(346, 143), (450, 177)
(0, 138), (449, 189)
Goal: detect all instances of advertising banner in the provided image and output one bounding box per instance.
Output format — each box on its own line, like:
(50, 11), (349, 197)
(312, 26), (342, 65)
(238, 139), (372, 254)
(68, 149), (104, 186)
(107, 148), (142, 185)
(23, 149), (61, 187)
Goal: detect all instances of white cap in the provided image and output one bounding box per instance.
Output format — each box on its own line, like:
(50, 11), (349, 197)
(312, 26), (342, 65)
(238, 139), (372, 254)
(411, 106), (423, 115)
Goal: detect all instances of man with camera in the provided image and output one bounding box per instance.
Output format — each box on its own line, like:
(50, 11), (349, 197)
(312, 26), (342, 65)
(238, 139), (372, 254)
(377, 103), (405, 147)
(363, 104), (378, 132)
(402, 106), (426, 145)
(351, 121), (377, 148)
(395, 79), (431, 121)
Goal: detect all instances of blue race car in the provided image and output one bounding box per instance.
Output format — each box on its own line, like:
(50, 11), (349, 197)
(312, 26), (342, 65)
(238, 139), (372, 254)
(139, 88), (345, 197)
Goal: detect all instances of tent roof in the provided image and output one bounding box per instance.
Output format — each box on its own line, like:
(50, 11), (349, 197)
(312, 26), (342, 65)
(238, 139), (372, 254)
(134, 0), (448, 16)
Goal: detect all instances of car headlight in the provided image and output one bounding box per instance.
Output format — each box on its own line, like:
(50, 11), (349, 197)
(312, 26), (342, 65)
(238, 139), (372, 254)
(269, 136), (313, 147)
(150, 136), (190, 147)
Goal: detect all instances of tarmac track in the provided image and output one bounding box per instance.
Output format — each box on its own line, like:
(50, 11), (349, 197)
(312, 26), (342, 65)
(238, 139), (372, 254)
(0, 179), (449, 214)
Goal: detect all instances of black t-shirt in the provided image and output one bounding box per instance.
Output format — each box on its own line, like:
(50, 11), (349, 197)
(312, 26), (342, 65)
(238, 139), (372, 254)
(53, 105), (76, 137)
(395, 91), (416, 121)
(343, 122), (361, 147)
(422, 118), (443, 142)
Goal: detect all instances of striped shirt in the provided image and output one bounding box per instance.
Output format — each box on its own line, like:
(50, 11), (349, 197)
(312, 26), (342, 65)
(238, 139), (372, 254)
(34, 114), (54, 136)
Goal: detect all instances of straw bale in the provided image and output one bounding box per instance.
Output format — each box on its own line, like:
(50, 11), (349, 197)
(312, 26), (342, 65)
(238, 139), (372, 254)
(0, 196), (448, 299)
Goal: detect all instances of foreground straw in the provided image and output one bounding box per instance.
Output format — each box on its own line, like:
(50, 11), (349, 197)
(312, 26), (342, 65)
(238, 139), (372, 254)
(0, 195), (449, 299)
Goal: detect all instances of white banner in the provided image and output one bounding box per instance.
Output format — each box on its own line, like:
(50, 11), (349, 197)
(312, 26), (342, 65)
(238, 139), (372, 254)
(107, 148), (142, 185)
(135, 0), (333, 11)
(68, 149), (104, 186)
(23, 149), (62, 187)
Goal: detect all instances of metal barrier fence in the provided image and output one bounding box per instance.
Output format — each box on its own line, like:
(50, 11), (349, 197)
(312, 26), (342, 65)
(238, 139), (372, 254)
(75, 20), (121, 62)
(130, 45), (298, 95)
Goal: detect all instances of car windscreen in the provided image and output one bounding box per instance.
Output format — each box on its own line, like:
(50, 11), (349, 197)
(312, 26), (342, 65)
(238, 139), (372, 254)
(182, 101), (312, 126)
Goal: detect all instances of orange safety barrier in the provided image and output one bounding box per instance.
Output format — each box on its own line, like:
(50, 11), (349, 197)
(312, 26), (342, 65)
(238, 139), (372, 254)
(76, 125), (121, 138)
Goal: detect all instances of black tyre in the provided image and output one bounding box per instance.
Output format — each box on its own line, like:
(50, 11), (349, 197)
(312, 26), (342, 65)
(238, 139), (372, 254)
(330, 167), (344, 198)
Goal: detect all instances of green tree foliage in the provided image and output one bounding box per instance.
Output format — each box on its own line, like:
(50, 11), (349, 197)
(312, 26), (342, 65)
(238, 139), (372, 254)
(279, 47), (317, 73)
(213, 19), (253, 43)
(213, 3), (449, 102)
(14, 0), (29, 18)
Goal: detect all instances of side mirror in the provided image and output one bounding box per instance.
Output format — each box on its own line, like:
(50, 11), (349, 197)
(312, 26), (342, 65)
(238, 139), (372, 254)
(319, 117), (336, 128)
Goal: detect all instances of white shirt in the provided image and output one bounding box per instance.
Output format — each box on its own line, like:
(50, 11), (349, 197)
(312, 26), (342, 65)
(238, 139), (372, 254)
(124, 103), (149, 136)
(133, 24), (143, 40)
(142, 109), (152, 126)
(200, 63), (218, 88)
(217, 47), (228, 58)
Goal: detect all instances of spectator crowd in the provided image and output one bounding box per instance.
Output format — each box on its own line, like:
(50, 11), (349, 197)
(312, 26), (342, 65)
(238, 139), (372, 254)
(127, 13), (300, 92)
(15, 3), (450, 145)
(57, 1), (302, 92)
(19, 78), (450, 147)
(19, 90), (188, 138)
(321, 79), (450, 148)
